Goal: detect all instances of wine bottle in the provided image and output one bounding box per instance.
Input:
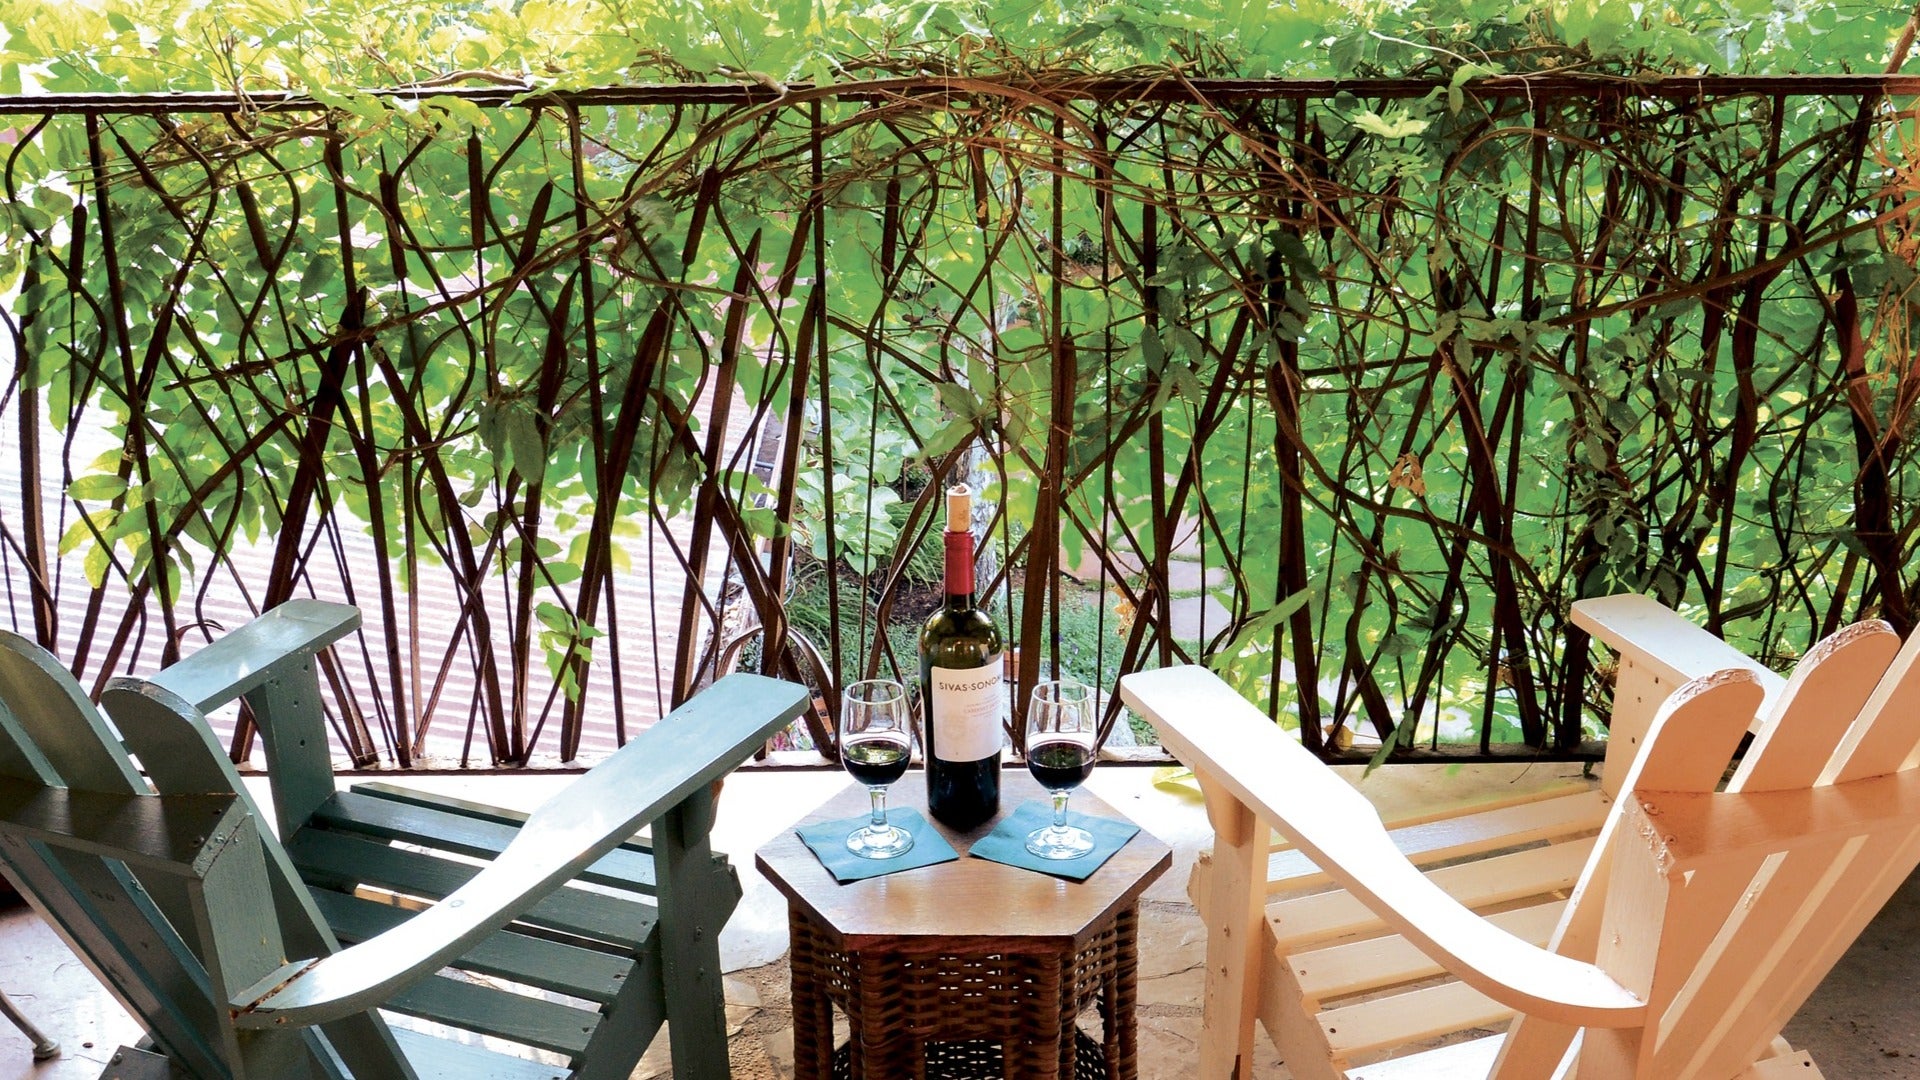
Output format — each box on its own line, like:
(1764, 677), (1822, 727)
(919, 483), (1004, 828)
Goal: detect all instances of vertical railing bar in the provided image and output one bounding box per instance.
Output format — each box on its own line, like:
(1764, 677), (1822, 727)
(1265, 98), (1321, 749)
(1092, 111), (1115, 707)
(61, 116), (135, 683)
(673, 219), (759, 708)
(814, 100), (844, 698)
(1048, 112), (1068, 679)
(3, 116), (58, 648)
(647, 365), (669, 723)
(1141, 146), (1171, 670)
(851, 170), (901, 683)
(370, 139), (511, 764)
(324, 117), (413, 764)
(568, 101), (626, 742)
(471, 120), (536, 759)
(1529, 103), (1587, 752)
(759, 102), (824, 722)
(1829, 87), (1910, 633)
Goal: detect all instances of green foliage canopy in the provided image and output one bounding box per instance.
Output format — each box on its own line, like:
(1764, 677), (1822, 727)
(3, 0), (1913, 98)
(1, 0), (1917, 766)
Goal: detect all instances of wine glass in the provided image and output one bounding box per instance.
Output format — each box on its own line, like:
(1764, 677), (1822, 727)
(839, 679), (916, 859)
(1024, 679), (1098, 860)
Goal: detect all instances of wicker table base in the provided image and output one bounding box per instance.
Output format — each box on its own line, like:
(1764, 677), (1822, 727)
(789, 906), (1140, 1080)
(829, 1033), (1112, 1080)
(758, 778), (1169, 1080)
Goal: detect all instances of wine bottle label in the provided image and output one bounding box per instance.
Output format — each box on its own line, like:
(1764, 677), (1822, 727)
(928, 659), (1004, 762)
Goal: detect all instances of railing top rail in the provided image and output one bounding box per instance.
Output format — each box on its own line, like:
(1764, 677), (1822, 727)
(4, 72), (1919, 116)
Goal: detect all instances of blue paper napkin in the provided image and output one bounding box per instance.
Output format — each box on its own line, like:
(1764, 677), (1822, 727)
(795, 808), (960, 883)
(969, 799), (1141, 881)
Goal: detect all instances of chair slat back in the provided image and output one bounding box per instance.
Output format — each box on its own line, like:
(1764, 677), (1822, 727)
(1553, 669), (1764, 1077)
(1626, 621), (1920, 1079)
(1505, 623), (1910, 1079)
(1825, 624), (1920, 783)
(1647, 821), (1920, 1080)
(0, 695), (55, 785)
(0, 633), (237, 1077)
(103, 680), (343, 955)
(1729, 621), (1899, 793)
(0, 631), (144, 793)
(102, 678), (418, 1080)
(1489, 663), (1765, 1079)
(0, 632), (415, 1080)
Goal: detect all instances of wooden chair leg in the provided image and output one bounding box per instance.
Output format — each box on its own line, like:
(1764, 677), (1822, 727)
(654, 789), (735, 1078)
(1262, 960), (1344, 1080)
(1194, 773), (1267, 1080)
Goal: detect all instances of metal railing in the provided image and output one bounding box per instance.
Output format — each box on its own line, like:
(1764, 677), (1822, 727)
(2, 73), (1916, 767)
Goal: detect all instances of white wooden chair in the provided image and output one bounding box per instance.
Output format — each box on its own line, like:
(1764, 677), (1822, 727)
(1122, 594), (1920, 1078)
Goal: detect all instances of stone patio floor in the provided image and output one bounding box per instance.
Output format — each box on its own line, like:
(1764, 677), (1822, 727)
(5, 764), (1920, 1079)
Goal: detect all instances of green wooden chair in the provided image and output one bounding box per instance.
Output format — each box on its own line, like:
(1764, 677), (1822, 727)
(0, 599), (809, 1079)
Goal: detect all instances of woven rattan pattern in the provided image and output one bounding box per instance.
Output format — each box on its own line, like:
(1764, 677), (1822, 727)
(829, 1033), (1111, 1080)
(791, 907), (1140, 1079)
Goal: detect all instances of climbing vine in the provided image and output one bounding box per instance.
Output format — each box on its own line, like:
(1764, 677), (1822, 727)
(0, 0), (1917, 765)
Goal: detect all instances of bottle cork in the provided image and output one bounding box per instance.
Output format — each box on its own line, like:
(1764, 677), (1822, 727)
(945, 484), (971, 533)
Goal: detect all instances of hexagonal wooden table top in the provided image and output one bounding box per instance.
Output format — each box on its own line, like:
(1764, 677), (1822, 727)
(756, 771), (1171, 951)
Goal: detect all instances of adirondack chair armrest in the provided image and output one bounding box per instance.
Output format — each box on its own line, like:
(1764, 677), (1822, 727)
(1571, 594), (1786, 719)
(144, 600), (361, 715)
(228, 673), (810, 1029)
(1120, 666), (1648, 1029)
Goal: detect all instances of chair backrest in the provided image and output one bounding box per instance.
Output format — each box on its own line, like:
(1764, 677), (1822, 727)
(0, 630), (412, 1080)
(0, 629), (238, 1077)
(1502, 619), (1920, 1078)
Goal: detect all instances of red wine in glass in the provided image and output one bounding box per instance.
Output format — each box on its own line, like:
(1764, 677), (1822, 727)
(843, 736), (912, 786)
(1026, 740), (1095, 791)
(1024, 680), (1098, 859)
(840, 679), (916, 859)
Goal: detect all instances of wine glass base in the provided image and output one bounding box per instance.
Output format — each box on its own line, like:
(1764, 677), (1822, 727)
(1025, 824), (1096, 860)
(846, 824), (915, 859)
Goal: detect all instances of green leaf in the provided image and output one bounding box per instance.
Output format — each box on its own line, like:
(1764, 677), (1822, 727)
(1366, 712), (1420, 772)
(919, 417), (974, 462)
(83, 542), (111, 589)
(57, 513), (102, 557)
(1206, 586), (1313, 677)
(1447, 63), (1497, 115)
(1165, 326), (1205, 361)
(936, 381), (981, 417)
(67, 474), (129, 502)
(507, 409), (546, 481)
(1058, 10), (1123, 50)
(534, 600), (573, 633)
(1351, 110), (1429, 140)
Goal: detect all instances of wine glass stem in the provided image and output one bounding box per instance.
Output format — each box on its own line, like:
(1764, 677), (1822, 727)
(869, 785), (889, 831)
(1052, 789), (1070, 831)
